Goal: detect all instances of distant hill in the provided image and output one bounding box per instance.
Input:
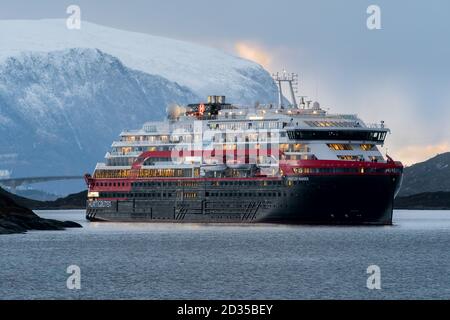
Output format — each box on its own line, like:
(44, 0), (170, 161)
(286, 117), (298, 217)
(0, 187), (86, 210)
(394, 192), (450, 210)
(399, 152), (450, 196)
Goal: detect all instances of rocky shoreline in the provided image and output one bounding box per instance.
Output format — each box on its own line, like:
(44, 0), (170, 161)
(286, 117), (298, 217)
(0, 188), (82, 235)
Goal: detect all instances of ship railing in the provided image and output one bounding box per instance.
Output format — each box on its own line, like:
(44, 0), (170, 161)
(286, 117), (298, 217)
(113, 139), (195, 146)
(113, 140), (177, 146)
(107, 151), (143, 157)
(364, 123), (389, 130)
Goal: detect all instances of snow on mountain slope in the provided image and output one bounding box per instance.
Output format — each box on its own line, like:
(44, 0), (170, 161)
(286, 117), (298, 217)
(0, 48), (199, 184)
(0, 19), (278, 105)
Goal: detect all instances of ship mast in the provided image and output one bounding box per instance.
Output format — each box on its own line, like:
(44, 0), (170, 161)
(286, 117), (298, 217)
(272, 70), (299, 108)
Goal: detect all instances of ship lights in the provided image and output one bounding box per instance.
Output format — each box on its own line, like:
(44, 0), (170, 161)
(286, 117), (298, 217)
(88, 191), (99, 198)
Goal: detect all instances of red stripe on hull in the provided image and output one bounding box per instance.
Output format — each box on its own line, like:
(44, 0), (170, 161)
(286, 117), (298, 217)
(85, 159), (403, 192)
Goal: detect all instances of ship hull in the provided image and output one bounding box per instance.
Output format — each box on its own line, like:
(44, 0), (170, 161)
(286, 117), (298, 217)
(86, 173), (402, 225)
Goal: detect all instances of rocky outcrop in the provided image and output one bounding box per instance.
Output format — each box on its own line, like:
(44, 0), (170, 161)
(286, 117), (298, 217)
(0, 187), (81, 234)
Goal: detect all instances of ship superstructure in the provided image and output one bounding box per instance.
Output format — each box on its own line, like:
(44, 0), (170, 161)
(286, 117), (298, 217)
(85, 73), (403, 224)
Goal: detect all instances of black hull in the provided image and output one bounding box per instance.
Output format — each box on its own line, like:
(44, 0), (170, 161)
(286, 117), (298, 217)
(86, 174), (402, 225)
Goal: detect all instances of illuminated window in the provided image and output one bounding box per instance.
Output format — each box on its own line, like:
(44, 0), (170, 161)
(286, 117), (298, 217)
(360, 144), (376, 151)
(121, 147), (132, 155)
(305, 121), (361, 128)
(293, 167), (314, 174)
(337, 155), (361, 161)
(327, 144), (353, 151)
(369, 156), (383, 162)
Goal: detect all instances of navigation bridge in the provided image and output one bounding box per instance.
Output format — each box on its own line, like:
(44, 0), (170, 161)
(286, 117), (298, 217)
(0, 176), (84, 191)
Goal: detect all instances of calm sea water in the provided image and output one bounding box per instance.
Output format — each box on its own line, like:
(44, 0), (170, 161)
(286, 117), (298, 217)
(0, 210), (449, 299)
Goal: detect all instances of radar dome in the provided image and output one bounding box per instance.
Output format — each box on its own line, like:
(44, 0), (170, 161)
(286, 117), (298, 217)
(312, 101), (321, 110)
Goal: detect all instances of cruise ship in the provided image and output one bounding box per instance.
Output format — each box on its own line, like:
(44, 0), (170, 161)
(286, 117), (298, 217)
(84, 72), (403, 224)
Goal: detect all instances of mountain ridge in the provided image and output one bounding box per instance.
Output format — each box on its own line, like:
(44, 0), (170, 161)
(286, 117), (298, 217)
(399, 152), (450, 196)
(0, 19), (278, 105)
(0, 48), (200, 189)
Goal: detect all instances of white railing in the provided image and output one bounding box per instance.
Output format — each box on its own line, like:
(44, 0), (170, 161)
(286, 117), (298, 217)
(364, 123), (389, 130)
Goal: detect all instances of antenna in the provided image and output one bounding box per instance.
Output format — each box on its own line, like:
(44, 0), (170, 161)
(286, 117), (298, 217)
(298, 96), (307, 109)
(272, 70), (299, 108)
(315, 81), (319, 101)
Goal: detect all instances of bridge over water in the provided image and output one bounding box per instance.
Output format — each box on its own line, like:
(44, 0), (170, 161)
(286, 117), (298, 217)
(0, 176), (85, 191)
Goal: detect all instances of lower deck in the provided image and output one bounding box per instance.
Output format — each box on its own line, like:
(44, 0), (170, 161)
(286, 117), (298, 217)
(86, 174), (402, 225)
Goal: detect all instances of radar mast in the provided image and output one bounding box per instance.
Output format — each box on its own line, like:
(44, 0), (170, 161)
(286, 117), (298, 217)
(272, 70), (299, 108)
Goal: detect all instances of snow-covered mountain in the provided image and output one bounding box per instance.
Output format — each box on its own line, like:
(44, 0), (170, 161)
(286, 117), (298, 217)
(0, 48), (199, 181)
(0, 19), (278, 104)
(0, 19), (278, 192)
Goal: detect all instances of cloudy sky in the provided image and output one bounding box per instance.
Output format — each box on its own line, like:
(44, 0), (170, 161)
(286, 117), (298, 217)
(1, 0), (449, 165)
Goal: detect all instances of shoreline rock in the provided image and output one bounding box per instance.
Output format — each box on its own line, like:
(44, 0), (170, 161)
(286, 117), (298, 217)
(0, 187), (82, 235)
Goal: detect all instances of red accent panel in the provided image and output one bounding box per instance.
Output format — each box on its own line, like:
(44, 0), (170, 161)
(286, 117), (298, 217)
(88, 178), (133, 192)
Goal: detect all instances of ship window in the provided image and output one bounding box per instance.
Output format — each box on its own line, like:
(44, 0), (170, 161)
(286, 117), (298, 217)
(360, 144), (376, 151)
(337, 155), (362, 161)
(327, 143), (353, 151)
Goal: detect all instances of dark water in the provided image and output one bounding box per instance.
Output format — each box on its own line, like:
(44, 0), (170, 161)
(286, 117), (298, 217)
(0, 210), (449, 299)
